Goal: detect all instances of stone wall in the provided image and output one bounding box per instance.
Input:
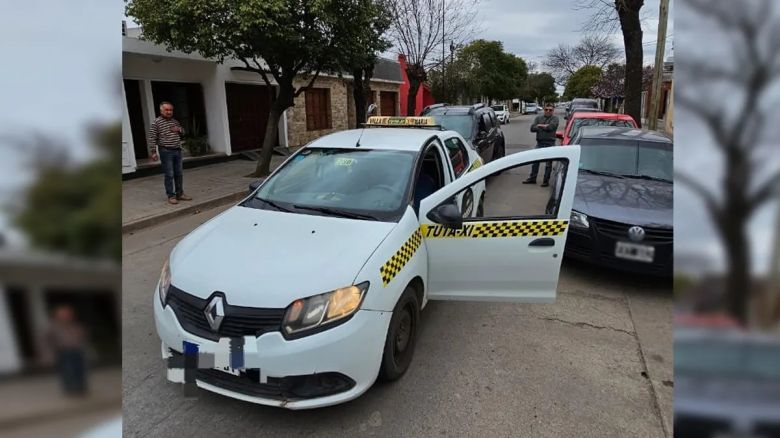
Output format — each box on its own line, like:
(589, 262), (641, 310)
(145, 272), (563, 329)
(287, 77), (401, 147)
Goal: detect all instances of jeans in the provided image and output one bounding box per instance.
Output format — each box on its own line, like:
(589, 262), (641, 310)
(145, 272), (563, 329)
(529, 141), (554, 182)
(160, 148), (183, 198)
(57, 348), (87, 395)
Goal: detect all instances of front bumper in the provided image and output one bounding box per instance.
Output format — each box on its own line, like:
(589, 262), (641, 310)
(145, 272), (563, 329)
(154, 288), (392, 409)
(564, 224), (672, 276)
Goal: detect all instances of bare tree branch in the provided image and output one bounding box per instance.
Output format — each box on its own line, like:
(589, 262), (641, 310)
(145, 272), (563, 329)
(543, 34), (620, 84)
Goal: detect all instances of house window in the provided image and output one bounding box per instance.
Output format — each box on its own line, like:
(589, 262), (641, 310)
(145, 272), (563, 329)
(305, 88), (332, 131)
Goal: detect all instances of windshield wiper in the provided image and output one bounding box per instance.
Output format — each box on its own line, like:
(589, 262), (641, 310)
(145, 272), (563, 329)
(622, 174), (672, 183)
(257, 197), (293, 212)
(291, 204), (379, 221)
(581, 169), (625, 178)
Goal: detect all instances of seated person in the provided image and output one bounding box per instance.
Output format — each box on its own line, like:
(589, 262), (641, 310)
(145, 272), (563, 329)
(414, 171), (437, 212)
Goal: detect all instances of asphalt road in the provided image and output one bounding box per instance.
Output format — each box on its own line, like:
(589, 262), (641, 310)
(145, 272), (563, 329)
(122, 111), (672, 437)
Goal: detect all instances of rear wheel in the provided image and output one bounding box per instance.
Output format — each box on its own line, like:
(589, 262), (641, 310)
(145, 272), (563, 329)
(477, 194), (485, 217)
(378, 285), (420, 381)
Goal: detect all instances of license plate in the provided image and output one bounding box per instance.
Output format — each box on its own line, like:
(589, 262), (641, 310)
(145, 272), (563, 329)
(615, 241), (654, 263)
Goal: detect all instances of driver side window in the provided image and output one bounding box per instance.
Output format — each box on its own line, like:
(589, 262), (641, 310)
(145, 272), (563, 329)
(413, 142), (447, 212)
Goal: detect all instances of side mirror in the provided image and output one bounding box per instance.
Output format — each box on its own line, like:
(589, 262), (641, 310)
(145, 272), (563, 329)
(248, 178), (265, 194)
(367, 103), (378, 116)
(426, 202), (463, 229)
(555, 131), (564, 139)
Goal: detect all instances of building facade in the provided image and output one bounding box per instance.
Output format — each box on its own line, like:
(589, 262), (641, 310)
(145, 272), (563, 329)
(122, 27), (403, 174)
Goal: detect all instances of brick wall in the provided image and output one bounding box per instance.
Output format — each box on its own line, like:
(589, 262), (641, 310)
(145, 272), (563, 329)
(287, 77), (401, 147)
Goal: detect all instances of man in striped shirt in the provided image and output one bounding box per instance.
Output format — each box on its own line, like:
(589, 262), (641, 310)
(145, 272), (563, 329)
(148, 102), (193, 204)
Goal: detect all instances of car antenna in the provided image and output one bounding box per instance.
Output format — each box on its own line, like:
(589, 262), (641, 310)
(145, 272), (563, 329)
(356, 103), (378, 148)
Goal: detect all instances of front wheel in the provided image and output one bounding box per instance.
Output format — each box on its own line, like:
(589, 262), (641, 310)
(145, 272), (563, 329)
(378, 285), (420, 382)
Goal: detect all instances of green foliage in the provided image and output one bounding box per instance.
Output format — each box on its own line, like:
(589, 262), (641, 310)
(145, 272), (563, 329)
(564, 65), (603, 100)
(521, 73), (556, 103)
(455, 40), (528, 102)
(15, 123), (121, 262)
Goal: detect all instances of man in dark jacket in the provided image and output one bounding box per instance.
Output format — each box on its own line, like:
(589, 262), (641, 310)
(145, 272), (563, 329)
(523, 103), (559, 187)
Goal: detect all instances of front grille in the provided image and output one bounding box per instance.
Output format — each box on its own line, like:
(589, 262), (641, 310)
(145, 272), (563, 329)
(591, 217), (673, 244)
(674, 415), (731, 438)
(166, 286), (285, 341)
(195, 369), (355, 400)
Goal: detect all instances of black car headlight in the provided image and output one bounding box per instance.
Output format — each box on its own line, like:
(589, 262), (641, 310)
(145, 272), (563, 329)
(282, 282), (369, 338)
(570, 210), (590, 229)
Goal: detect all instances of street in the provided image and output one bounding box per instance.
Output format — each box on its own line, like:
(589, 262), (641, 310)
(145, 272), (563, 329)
(122, 111), (672, 437)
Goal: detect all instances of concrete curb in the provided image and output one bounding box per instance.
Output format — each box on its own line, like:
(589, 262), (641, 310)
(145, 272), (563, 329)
(122, 191), (247, 234)
(0, 396), (121, 431)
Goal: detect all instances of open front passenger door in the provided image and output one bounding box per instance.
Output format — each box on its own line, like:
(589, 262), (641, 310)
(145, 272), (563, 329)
(419, 146), (580, 303)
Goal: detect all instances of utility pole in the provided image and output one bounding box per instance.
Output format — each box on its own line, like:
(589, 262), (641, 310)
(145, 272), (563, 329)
(647, 0), (670, 131)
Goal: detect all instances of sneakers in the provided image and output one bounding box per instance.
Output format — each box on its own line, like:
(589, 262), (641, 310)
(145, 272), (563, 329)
(522, 178), (536, 184)
(177, 194), (193, 201)
(168, 197), (179, 205)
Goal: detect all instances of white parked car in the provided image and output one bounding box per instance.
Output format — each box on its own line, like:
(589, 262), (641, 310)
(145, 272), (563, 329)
(153, 116), (580, 409)
(490, 104), (510, 124)
(523, 102), (539, 115)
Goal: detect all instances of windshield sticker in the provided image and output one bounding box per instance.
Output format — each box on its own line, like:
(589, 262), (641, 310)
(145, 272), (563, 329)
(294, 155), (305, 161)
(335, 157), (356, 167)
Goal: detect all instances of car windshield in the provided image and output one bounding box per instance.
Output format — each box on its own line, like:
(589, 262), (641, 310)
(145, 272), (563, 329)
(675, 340), (780, 380)
(573, 100), (598, 108)
(579, 139), (672, 181)
(429, 115), (473, 139)
(491, 105), (504, 111)
(249, 148), (417, 220)
(570, 118), (635, 138)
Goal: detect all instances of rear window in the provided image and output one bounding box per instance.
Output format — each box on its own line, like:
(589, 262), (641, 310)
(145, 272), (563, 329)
(570, 118), (636, 138)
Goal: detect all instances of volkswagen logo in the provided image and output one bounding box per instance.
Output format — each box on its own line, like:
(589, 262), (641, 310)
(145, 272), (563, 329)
(628, 226), (646, 242)
(204, 295), (225, 332)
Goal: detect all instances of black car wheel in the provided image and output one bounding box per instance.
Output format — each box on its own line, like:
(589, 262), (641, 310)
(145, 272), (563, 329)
(378, 285), (420, 382)
(477, 194), (485, 217)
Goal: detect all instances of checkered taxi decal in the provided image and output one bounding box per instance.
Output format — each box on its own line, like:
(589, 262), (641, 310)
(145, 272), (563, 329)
(380, 229), (423, 287)
(419, 220), (568, 239)
(379, 221), (567, 286)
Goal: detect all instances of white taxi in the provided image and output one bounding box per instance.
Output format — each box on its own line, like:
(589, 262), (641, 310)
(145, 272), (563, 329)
(153, 116), (580, 409)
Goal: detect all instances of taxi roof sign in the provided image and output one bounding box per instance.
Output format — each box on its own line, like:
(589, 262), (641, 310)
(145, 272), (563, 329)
(365, 116), (439, 128)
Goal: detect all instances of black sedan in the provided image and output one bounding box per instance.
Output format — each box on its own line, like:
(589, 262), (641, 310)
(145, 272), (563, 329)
(548, 127), (673, 275)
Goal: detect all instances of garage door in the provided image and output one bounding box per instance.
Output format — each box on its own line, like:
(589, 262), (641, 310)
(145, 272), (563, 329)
(226, 83), (275, 152)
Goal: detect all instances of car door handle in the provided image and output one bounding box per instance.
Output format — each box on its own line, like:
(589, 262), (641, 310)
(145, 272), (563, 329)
(529, 238), (555, 247)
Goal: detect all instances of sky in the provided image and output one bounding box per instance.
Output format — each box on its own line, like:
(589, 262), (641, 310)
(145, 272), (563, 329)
(0, 0), (120, 232)
(474, 0), (674, 93)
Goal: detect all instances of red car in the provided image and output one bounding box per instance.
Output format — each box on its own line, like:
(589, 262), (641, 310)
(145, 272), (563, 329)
(556, 112), (638, 145)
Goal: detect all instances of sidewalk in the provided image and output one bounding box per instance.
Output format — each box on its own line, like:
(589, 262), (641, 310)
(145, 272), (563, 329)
(0, 367), (121, 430)
(123, 155), (291, 233)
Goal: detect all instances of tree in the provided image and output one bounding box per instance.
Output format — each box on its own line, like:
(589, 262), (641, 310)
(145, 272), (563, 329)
(454, 40), (527, 103)
(340, 1), (392, 128)
(564, 65), (603, 100)
(576, 0), (645, 127)
(522, 73), (556, 103)
(14, 123), (121, 262)
(543, 34), (621, 85)
(127, 0), (387, 176)
(386, 0), (479, 115)
(675, 0), (780, 325)
(591, 63), (653, 112)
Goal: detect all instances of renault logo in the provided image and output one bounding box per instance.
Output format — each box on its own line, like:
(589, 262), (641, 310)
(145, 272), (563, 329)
(204, 295), (225, 332)
(628, 226), (645, 242)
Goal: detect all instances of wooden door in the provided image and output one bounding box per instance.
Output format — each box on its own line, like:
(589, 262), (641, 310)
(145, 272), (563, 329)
(226, 83), (275, 152)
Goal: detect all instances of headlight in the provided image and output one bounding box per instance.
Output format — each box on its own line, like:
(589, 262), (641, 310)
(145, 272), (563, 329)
(282, 282), (369, 338)
(158, 260), (171, 307)
(570, 210), (590, 229)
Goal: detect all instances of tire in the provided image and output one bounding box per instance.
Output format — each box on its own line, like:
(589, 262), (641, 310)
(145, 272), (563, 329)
(378, 285), (420, 382)
(477, 194), (485, 217)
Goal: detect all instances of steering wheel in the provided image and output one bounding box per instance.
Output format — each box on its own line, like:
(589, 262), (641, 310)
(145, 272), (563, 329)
(371, 184), (402, 196)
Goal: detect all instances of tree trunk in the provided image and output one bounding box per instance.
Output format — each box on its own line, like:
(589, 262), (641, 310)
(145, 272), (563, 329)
(723, 218), (750, 325)
(406, 63), (426, 116)
(617, 0), (644, 128)
(253, 84), (295, 177)
(352, 66), (374, 128)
